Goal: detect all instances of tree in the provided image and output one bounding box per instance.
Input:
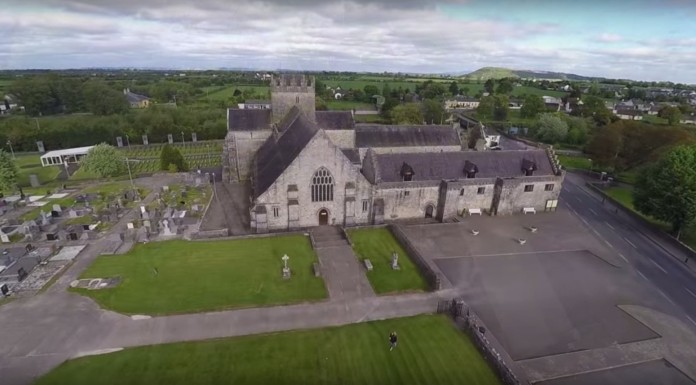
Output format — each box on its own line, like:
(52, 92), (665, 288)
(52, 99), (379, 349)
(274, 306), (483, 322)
(536, 113), (568, 143)
(493, 95), (509, 121)
(476, 96), (495, 119)
(520, 95), (545, 118)
(460, 87), (470, 97)
(578, 95), (614, 126)
(315, 97), (327, 111)
(658, 106), (682, 125)
(422, 99), (445, 124)
(160, 144), (188, 172)
(80, 143), (126, 178)
(233, 89), (242, 96)
(484, 79), (495, 94)
(83, 81), (130, 116)
(634, 145), (696, 238)
(564, 116), (590, 145)
(0, 150), (21, 197)
(496, 78), (514, 94)
(586, 124), (623, 168)
(448, 81), (459, 96)
(382, 83), (392, 98)
(390, 103), (423, 124)
(363, 85), (380, 98)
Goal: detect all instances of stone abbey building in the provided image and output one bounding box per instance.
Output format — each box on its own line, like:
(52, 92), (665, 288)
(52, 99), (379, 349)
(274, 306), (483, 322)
(223, 74), (564, 233)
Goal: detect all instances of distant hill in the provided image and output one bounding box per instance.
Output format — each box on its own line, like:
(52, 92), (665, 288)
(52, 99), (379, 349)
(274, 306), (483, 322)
(463, 67), (603, 82)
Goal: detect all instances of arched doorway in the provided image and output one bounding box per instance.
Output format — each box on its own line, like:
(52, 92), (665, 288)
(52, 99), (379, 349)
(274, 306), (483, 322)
(318, 209), (329, 225)
(425, 205), (434, 218)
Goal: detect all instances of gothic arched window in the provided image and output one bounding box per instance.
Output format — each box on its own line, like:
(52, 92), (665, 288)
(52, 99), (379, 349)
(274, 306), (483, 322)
(311, 168), (334, 202)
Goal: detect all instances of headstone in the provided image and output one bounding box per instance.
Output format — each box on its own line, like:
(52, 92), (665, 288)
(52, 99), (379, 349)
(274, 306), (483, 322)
(68, 209), (79, 218)
(167, 134), (173, 144)
(142, 135), (149, 145)
(36, 141), (45, 153)
(1, 283), (9, 296)
(191, 204), (200, 212)
(116, 136), (124, 147)
(29, 174), (40, 187)
(162, 185), (169, 192)
(0, 233), (9, 243)
(195, 177), (202, 186)
(161, 219), (173, 236)
(140, 205), (147, 214)
(52, 204), (62, 213)
(40, 212), (50, 225)
(391, 251), (400, 270)
(51, 210), (60, 218)
(143, 220), (151, 229)
(142, 211), (150, 220)
(191, 132), (197, 142)
(127, 222), (134, 229)
(17, 267), (28, 281)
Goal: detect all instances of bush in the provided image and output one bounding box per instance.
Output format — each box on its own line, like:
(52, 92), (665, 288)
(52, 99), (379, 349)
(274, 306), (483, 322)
(160, 144), (188, 172)
(80, 143), (126, 177)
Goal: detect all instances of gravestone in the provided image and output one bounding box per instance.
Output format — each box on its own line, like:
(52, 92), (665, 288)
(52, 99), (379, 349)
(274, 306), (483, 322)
(161, 219), (173, 236)
(116, 136), (123, 147)
(195, 177), (202, 186)
(142, 135), (148, 145)
(127, 222), (134, 229)
(36, 141), (45, 153)
(167, 134), (173, 144)
(143, 220), (151, 230)
(191, 132), (197, 142)
(391, 251), (400, 270)
(0, 233), (9, 243)
(29, 174), (40, 187)
(52, 204), (62, 213)
(40, 212), (51, 226)
(142, 211), (150, 220)
(17, 267), (28, 282)
(1, 283), (9, 296)
(162, 185), (169, 192)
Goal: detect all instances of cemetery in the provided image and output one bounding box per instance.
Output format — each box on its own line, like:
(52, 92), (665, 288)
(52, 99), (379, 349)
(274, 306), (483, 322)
(347, 227), (428, 294)
(71, 235), (327, 315)
(32, 315), (501, 385)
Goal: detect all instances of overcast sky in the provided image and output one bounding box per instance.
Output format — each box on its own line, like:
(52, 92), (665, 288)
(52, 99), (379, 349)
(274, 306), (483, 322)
(2, 0), (696, 83)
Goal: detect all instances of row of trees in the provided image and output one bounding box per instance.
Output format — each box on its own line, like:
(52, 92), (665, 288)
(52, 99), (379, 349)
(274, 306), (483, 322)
(0, 107), (226, 152)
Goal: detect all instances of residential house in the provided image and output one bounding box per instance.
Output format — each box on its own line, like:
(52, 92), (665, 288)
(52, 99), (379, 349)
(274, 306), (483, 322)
(123, 89), (151, 108)
(445, 96), (480, 110)
(680, 114), (696, 125)
(615, 109), (643, 121)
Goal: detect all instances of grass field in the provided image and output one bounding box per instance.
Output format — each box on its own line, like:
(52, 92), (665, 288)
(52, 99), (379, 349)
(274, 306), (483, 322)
(604, 186), (696, 249)
(12, 153), (62, 188)
(347, 228), (427, 294)
(354, 114), (389, 123)
(326, 100), (376, 110)
(34, 315), (501, 385)
(73, 236), (327, 315)
(557, 155), (592, 170)
(201, 85), (270, 101)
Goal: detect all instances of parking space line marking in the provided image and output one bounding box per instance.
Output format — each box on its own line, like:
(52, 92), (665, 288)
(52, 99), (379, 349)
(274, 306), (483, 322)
(604, 240), (614, 249)
(686, 287), (696, 299)
(623, 237), (637, 249)
(581, 217), (589, 226)
(439, 249), (587, 259)
(618, 253), (628, 263)
(638, 271), (649, 281)
(657, 289), (676, 305)
(589, 208), (598, 216)
(688, 316), (696, 328)
(605, 222), (615, 230)
(648, 258), (668, 274)
(592, 228), (601, 237)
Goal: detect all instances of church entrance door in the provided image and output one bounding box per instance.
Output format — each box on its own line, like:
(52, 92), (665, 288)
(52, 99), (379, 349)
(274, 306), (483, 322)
(318, 209), (329, 225)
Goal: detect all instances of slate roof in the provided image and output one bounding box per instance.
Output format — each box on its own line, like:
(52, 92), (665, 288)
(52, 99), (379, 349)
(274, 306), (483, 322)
(125, 91), (149, 103)
(355, 124), (460, 148)
(366, 149), (555, 183)
(341, 149), (361, 164)
(254, 108), (319, 197)
(227, 109), (272, 131)
(316, 111), (355, 130)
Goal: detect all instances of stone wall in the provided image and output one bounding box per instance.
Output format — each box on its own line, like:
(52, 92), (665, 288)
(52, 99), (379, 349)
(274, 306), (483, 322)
(375, 182), (441, 220)
(495, 175), (564, 215)
(441, 178), (498, 217)
(388, 224), (441, 291)
(271, 75), (316, 123)
(253, 131), (372, 231)
(324, 130), (355, 149)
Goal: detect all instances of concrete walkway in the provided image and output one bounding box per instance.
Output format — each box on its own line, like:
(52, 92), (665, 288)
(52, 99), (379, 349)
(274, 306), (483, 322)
(316, 246), (375, 300)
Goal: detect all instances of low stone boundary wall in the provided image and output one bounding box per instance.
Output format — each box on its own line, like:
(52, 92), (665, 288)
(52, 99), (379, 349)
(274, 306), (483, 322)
(438, 298), (528, 385)
(192, 229), (229, 239)
(586, 182), (696, 269)
(388, 224), (441, 291)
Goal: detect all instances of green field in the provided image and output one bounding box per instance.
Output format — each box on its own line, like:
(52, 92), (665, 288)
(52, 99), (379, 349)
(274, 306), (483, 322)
(34, 315), (500, 385)
(557, 155), (593, 170)
(73, 236), (327, 315)
(347, 228), (428, 294)
(604, 186), (696, 249)
(326, 100), (376, 110)
(354, 114), (389, 123)
(320, 79), (420, 92)
(201, 85), (269, 101)
(11, 153), (62, 188)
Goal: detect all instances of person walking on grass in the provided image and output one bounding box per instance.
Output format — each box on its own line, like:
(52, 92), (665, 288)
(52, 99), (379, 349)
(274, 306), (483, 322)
(389, 331), (398, 351)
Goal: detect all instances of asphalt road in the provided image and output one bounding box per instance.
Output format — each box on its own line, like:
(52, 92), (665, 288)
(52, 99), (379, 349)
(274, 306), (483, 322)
(561, 173), (696, 330)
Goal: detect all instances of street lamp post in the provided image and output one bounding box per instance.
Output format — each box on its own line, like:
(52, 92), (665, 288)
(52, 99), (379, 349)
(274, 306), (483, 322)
(125, 134), (131, 150)
(6, 140), (14, 159)
(181, 131), (185, 145)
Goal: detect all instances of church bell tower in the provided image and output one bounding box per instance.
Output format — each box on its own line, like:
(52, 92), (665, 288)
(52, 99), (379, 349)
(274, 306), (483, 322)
(271, 74), (316, 123)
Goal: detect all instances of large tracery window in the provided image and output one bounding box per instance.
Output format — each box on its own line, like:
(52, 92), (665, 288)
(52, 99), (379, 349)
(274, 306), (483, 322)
(311, 168), (334, 202)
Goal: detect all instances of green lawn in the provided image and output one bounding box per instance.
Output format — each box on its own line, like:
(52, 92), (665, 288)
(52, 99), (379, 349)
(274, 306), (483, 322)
(604, 186), (696, 249)
(347, 228), (428, 294)
(34, 314), (501, 385)
(557, 155), (592, 170)
(12, 153), (62, 188)
(354, 114), (389, 123)
(73, 236), (327, 315)
(326, 100), (376, 110)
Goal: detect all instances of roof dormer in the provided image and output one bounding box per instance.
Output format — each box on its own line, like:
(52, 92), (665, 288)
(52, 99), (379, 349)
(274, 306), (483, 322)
(522, 158), (537, 176)
(464, 160), (478, 179)
(400, 162), (415, 182)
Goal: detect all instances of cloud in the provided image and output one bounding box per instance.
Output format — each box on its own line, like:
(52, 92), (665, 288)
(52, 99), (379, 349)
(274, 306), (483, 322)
(596, 33), (623, 43)
(1, 0), (695, 82)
